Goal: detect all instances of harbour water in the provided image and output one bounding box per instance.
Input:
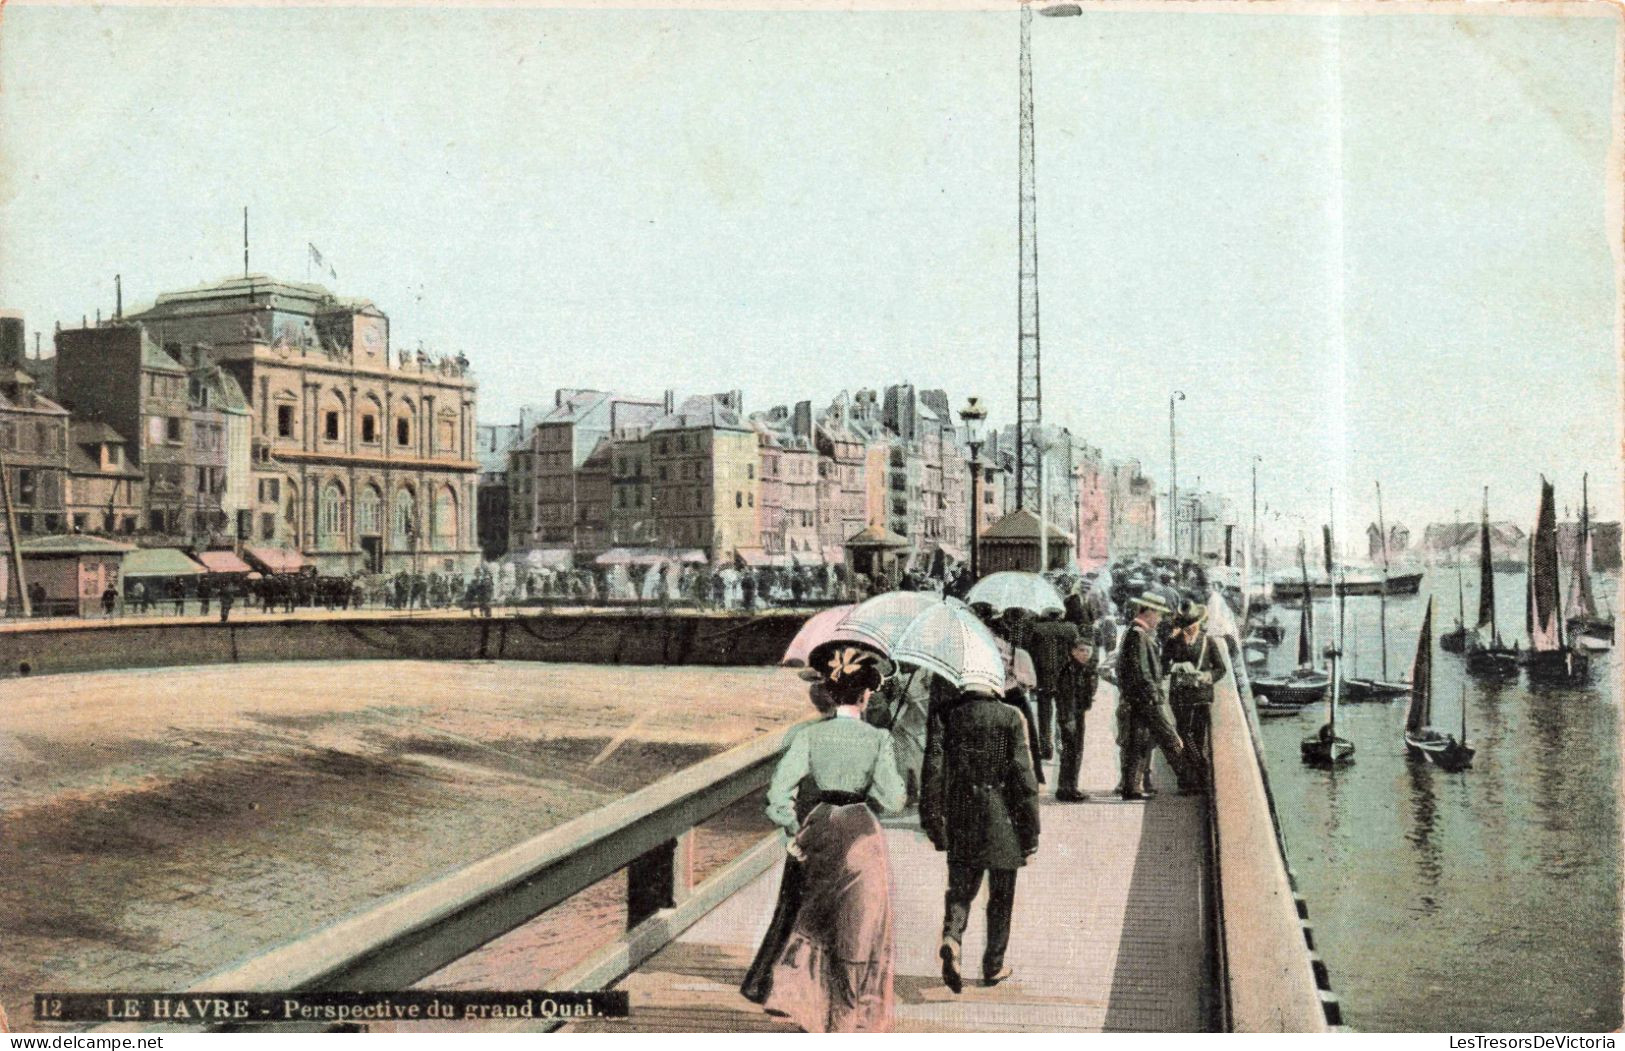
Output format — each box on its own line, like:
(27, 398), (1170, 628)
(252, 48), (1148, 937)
(1250, 567), (1622, 1031)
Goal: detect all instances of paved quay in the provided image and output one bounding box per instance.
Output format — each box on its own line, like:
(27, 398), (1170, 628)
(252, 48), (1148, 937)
(569, 680), (1210, 1034)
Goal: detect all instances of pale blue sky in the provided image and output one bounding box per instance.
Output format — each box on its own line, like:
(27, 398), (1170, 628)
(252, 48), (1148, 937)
(0, 4), (1617, 541)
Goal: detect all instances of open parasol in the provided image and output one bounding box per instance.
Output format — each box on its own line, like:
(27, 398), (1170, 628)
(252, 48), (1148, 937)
(966, 570), (1068, 616)
(780, 591), (1003, 694)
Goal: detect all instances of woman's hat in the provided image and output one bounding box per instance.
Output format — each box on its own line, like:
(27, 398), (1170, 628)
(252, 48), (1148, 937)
(805, 640), (896, 685)
(1128, 591), (1174, 616)
(1174, 601), (1208, 628)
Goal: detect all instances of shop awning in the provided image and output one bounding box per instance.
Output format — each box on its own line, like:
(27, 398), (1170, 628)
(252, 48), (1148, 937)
(821, 546), (846, 566)
(736, 548), (771, 567)
(507, 548), (576, 570)
(122, 547), (205, 578)
(195, 550), (253, 574)
(595, 547), (709, 567)
(244, 546), (308, 575)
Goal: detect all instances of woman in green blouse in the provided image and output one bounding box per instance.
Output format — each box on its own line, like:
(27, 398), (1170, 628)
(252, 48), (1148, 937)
(751, 642), (906, 1033)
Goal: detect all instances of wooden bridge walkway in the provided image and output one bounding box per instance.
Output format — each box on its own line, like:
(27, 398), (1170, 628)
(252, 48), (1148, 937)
(570, 683), (1212, 1033)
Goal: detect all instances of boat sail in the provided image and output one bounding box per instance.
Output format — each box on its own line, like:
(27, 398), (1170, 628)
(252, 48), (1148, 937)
(1465, 487), (1519, 680)
(1524, 477), (1590, 685)
(1345, 481), (1411, 700)
(1566, 473), (1613, 651)
(1441, 510), (1472, 654)
(1255, 536), (1330, 715)
(1404, 597), (1474, 771)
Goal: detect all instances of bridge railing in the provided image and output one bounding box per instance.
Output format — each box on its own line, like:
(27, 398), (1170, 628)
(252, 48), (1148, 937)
(113, 723), (801, 1032)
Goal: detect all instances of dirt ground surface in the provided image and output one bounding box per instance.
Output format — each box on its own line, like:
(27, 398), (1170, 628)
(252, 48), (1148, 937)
(0, 661), (809, 1030)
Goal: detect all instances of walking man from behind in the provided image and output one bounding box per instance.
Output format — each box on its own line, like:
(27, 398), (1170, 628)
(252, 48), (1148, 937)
(1116, 591), (1206, 799)
(920, 683), (1041, 993)
(1026, 607), (1079, 763)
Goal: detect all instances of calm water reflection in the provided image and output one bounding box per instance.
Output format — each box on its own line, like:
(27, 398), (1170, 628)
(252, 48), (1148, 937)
(1251, 568), (1621, 1031)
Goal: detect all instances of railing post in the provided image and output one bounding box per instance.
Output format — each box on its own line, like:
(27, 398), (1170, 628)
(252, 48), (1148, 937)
(625, 829), (695, 929)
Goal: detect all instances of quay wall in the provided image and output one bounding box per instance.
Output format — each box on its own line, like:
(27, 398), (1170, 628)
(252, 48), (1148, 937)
(0, 612), (808, 679)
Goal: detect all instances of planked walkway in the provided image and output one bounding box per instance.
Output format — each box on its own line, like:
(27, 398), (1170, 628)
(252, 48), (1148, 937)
(571, 682), (1212, 1033)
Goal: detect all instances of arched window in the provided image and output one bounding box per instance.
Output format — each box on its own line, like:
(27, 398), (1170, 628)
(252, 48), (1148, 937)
(394, 399), (415, 450)
(393, 488), (417, 546)
(358, 485), (383, 536)
(432, 486), (458, 551)
(321, 390), (347, 444)
(319, 482), (346, 549)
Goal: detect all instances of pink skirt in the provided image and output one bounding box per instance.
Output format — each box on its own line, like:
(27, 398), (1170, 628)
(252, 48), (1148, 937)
(762, 802), (895, 1033)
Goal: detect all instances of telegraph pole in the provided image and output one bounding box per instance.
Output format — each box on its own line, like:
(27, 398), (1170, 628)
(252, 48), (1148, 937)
(1168, 390), (1184, 556)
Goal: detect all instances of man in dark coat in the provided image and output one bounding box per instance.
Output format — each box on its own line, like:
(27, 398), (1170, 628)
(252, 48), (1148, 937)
(1116, 591), (1205, 798)
(1025, 608), (1079, 762)
(920, 686), (1041, 993)
(1162, 600), (1227, 767)
(1053, 634), (1097, 801)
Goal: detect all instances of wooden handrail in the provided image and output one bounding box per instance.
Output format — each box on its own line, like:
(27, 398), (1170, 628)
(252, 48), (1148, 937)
(185, 724), (796, 995)
(1206, 606), (1331, 1032)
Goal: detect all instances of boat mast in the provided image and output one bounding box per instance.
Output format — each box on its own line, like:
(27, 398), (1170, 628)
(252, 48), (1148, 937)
(1377, 481), (1390, 681)
(1483, 486), (1499, 647)
(1576, 472), (1597, 620)
(1455, 507), (1466, 627)
(1298, 535), (1313, 667)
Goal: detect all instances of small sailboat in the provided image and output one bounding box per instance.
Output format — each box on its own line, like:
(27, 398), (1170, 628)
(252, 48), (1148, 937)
(1301, 658), (1355, 765)
(1441, 511), (1473, 654)
(1404, 597), (1474, 771)
(1303, 538), (1354, 766)
(1523, 477), (1591, 685)
(1465, 487), (1520, 680)
(1344, 482), (1411, 700)
(1255, 537), (1330, 713)
(1566, 473), (1613, 652)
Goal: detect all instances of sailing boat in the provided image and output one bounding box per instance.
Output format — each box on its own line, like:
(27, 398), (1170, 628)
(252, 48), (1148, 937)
(1441, 510), (1473, 654)
(1303, 518), (1354, 765)
(1465, 487), (1519, 680)
(1566, 473), (1613, 651)
(1404, 596), (1474, 771)
(1255, 536), (1331, 715)
(1345, 482), (1412, 700)
(1523, 477), (1590, 685)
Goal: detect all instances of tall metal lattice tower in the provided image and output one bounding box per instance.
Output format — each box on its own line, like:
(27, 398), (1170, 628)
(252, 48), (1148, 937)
(1015, 1), (1042, 512)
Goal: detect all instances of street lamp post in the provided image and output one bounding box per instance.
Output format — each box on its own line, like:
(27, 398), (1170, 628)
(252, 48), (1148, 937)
(1251, 454), (1262, 592)
(1169, 390), (1185, 557)
(959, 397), (987, 581)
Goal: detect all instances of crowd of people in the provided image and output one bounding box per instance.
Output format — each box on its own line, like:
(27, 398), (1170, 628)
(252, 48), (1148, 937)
(742, 556), (1230, 1032)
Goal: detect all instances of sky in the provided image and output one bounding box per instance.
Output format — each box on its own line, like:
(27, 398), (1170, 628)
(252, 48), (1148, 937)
(0, 2), (1618, 546)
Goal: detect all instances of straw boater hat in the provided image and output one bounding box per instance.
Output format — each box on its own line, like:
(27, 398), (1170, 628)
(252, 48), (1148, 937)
(1174, 601), (1208, 628)
(1128, 591), (1174, 616)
